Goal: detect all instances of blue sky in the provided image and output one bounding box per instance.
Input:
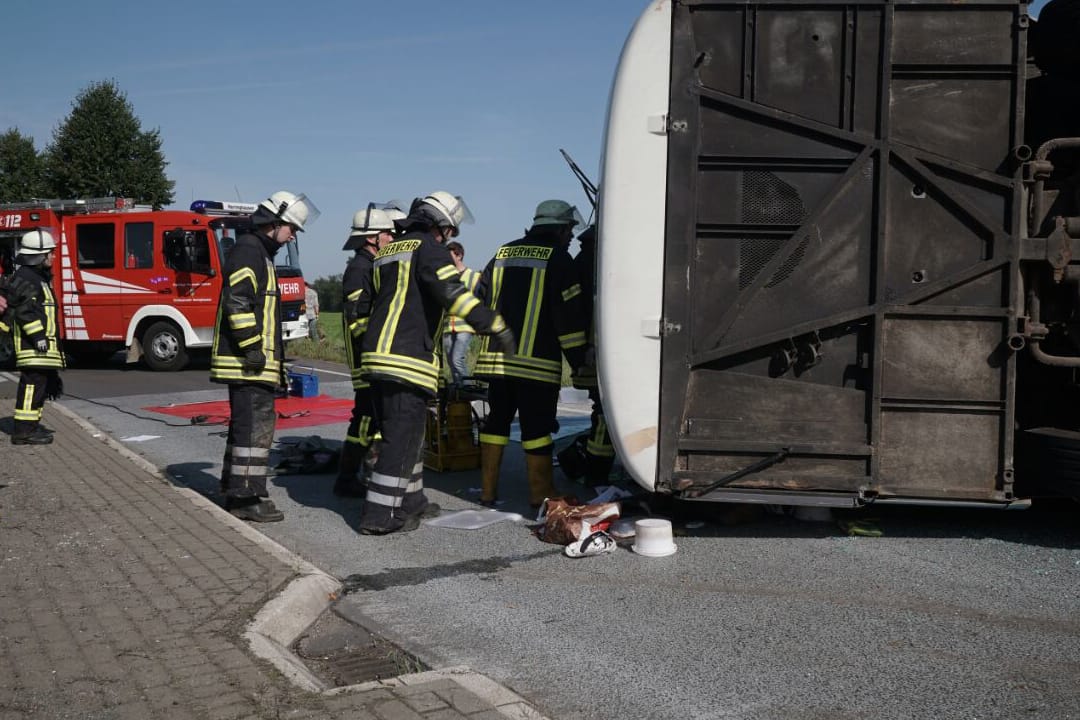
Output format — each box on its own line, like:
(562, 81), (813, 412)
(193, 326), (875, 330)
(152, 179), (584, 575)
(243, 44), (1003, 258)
(1, 1), (649, 280)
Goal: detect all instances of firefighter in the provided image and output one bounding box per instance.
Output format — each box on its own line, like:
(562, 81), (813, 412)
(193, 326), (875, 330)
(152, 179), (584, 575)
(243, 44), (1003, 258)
(358, 191), (515, 535)
(211, 190), (320, 522)
(441, 241), (479, 390)
(474, 200), (589, 508)
(570, 224), (616, 485)
(335, 204), (397, 497)
(10, 229), (64, 445)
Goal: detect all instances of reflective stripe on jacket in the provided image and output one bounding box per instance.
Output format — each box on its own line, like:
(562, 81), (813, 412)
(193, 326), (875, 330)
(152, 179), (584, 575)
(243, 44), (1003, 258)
(210, 232), (282, 386)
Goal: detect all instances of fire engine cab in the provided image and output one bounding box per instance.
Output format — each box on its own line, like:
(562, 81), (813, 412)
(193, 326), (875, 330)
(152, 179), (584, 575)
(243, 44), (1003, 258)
(0, 197), (310, 371)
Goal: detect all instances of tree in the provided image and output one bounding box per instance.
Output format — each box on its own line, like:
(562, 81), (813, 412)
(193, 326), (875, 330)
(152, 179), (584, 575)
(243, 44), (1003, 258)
(42, 80), (174, 208)
(0, 129), (45, 202)
(314, 275), (343, 313)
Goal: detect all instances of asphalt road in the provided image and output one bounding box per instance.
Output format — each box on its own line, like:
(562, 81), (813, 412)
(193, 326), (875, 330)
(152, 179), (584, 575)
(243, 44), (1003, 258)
(11, 356), (1080, 720)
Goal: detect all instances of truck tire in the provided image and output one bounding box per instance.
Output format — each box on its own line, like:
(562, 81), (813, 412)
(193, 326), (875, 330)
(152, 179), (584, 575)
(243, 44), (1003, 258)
(142, 321), (189, 372)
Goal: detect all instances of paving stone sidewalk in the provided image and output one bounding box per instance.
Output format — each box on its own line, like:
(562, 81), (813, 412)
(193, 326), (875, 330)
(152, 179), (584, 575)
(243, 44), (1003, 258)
(0, 403), (546, 720)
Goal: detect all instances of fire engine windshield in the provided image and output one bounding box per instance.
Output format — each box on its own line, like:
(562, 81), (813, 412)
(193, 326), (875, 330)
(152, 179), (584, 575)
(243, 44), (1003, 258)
(210, 218), (302, 276)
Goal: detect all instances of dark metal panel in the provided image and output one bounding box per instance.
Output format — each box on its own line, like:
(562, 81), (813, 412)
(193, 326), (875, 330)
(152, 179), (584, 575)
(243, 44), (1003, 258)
(689, 6), (746, 97)
(880, 317), (1007, 402)
(878, 410), (1004, 499)
(891, 8), (1016, 66)
(754, 9), (847, 127)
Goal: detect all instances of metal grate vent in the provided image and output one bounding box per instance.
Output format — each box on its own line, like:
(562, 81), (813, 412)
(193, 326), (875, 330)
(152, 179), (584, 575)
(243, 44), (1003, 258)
(740, 171), (806, 225)
(739, 238), (784, 289)
(766, 235), (810, 288)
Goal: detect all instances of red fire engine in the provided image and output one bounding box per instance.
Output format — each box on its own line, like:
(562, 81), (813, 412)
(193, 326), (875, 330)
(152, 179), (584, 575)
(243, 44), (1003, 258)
(0, 197), (310, 371)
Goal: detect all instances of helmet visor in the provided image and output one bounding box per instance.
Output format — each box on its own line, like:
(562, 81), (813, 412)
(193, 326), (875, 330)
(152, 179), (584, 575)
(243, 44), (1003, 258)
(284, 193), (321, 232)
(444, 195), (475, 236)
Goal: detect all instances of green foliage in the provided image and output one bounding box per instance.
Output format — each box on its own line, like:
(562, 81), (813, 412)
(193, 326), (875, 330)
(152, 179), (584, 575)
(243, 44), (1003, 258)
(0, 129), (45, 202)
(288, 311), (346, 364)
(313, 274), (343, 313)
(42, 80), (174, 208)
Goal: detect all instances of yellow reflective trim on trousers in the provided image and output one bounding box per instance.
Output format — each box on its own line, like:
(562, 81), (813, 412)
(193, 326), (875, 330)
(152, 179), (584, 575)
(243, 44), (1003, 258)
(436, 264), (458, 280)
(559, 331), (587, 349)
(448, 293), (479, 319)
(229, 267), (257, 288)
(521, 268), (545, 357)
(521, 435), (552, 451)
(377, 262), (411, 354)
(561, 283), (582, 302)
(15, 382), (38, 421)
(16, 354), (63, 368)
(479, 433), (510, 446)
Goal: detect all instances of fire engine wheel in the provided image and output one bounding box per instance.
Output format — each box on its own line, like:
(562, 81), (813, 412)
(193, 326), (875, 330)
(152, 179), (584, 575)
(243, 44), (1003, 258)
(142, 321), (189, 372)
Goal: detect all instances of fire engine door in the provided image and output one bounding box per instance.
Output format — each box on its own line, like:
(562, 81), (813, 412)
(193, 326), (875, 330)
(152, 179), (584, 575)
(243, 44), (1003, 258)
(69, 220), (126, 342)
(162, 227), (218, 325)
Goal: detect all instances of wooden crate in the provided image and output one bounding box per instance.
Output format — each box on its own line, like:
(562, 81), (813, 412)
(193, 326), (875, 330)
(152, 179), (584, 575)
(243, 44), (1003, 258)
(423, 400), (481, 471)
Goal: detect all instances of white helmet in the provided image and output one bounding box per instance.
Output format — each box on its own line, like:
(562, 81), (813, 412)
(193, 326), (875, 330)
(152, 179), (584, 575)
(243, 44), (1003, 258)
(381, 199), (408, 223)
(420, 191), (474, 237)
(344, 204), (395, 250)
(19, 229), (57, 255)
(16, 229), (57, 266)
(258, 190), (321, 232)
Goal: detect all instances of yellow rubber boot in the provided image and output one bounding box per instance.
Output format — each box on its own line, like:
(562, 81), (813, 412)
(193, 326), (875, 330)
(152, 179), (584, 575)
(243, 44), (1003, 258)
(479, 442), (504, 506)
(525, 453), (556, 508)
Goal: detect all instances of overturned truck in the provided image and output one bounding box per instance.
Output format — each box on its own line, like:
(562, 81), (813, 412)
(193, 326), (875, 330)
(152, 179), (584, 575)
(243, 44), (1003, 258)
(597, 0), (1080, 508)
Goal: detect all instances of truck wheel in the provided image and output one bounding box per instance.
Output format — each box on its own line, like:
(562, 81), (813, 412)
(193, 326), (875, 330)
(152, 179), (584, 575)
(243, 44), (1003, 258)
(142, 321), (189, 371)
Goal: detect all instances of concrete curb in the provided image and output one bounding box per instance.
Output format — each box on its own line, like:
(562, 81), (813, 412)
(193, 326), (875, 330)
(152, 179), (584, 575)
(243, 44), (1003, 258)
(54, 401), (551, 719)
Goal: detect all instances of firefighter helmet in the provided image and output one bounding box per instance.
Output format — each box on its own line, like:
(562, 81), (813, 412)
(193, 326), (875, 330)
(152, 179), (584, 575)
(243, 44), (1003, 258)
(258, 190), (321, 232)
(419, 191), (474, 237)
(17, 229), (57, 264)
(343, 204), (395, 250)
(381, 199), (408, 223)
(532, 199), (583, 228)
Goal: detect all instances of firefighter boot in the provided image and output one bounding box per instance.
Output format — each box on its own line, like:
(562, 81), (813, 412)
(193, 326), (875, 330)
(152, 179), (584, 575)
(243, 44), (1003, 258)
(333, 443), (368, 497)
(12, 423), (53, 446)
(479, 442), (504, 507)
(525, 453), (557, 509)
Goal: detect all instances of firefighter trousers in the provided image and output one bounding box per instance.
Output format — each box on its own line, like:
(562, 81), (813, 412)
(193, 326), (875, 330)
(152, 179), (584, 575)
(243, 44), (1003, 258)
(221, 383), (276, 500)
(346, 387), (377, 447)
(359, 381), (430, 531)
(480, 377), (560, 455)
(584, 387), (615, 484)
(14, 368), (52, 436)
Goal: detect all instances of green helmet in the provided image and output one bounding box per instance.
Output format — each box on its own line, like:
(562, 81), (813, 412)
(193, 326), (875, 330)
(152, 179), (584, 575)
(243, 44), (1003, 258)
(532, 199), (583, 228)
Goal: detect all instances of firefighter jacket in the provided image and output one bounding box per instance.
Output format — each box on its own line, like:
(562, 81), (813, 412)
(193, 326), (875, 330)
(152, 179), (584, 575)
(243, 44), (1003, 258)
(474, 233), (587, 385)
(210, 231), (283, 387)
(10, 265), (64, 369)
(360, 231), (506, 394)
(442, 267), (480, 336)
(342, 248), (377, 390)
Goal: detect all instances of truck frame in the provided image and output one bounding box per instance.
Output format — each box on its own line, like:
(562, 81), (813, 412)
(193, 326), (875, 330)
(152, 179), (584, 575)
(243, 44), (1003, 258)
(598, 0), (1080, 508)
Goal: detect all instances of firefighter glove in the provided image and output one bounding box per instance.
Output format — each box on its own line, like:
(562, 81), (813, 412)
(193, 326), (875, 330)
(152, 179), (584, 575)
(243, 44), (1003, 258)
(34, 338), (48, 353)
(490, 327), (517, 355)
(242, 348), (266, 374)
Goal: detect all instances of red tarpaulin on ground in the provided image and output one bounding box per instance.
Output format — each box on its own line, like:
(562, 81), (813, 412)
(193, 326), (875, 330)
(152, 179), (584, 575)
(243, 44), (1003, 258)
(145, 395), (354, 430)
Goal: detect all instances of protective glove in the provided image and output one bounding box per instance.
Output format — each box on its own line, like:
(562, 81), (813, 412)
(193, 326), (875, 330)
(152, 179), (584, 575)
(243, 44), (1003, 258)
(34, 338), (48, 353)
(489, 327), (517, 355)
(242, 348), (266, 374)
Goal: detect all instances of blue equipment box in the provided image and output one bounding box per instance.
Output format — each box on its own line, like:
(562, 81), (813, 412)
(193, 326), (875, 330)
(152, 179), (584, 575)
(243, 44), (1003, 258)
(287, 368), (319, 397)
